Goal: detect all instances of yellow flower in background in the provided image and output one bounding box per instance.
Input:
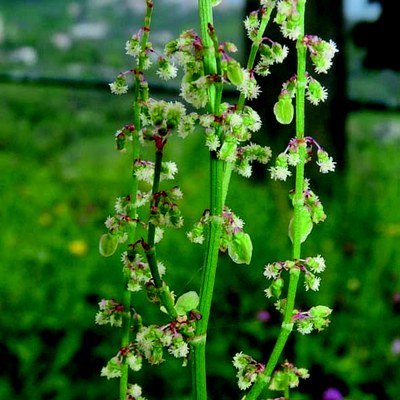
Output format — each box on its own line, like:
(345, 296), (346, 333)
(68, 239), (88, 256)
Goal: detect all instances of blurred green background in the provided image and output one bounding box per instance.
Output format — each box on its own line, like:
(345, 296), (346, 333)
(1, 0), (400, 399)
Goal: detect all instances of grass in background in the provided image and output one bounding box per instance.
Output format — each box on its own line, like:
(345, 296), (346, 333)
(1, 83), (399, 399)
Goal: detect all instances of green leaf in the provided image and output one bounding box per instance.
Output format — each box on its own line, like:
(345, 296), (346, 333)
(227, 232), (253, 265)
(288, 207), (313, 244)
(273, 96), (294, 125)
(174, 291), (200, 316)
(99, 233), (118, 257)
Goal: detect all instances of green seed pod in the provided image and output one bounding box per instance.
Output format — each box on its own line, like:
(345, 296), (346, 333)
(226, 59), (244, 86)
(270, 277), (284, 298)
(219, 137), (237, 161)
(288, 206), (313, 244)
(273, 95), (294, 125)
(174, 291), (200, 316)
(227, 231), (253, 265)
(99, 233), (118, 257)
(309, 305), (332, 319)
(115, 131), (126, 151)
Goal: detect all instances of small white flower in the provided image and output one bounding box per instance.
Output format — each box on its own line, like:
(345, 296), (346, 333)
(187, 231), (205, 244)
(161, 161), (178, 180)
(297, 322), (314, 335)
(325, 39), (339, 59)
(236, 163), (252, 178)
(243, 107), (262, 132)
(269, 166), (292, 181)
(126, 353), (142, 372)
(264, 287), (273, 298)
(109, 81), (128, 95)
(168, 339), (189, 358)
(273, 44), (289, 63)
(199, 114), (214, 128)
(307, 255), (326, 273)
(127, 384), (143, 398)
(317, 155), (336, 173)
(155, 227), (164, 244)
(156, 62), (178, 80)
(287, 151), (300, 166)
(205, 132), (221, 151)
(243, 14), (260, 33)
(125, 39), (140, 57)
(264, 263), (279, 279)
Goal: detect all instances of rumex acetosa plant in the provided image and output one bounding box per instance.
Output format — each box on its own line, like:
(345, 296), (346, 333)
(96, 0), (338, 399)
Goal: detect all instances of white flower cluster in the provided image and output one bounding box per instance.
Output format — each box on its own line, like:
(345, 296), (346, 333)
(292, 305), (332, 334)
(264, 255), (327, 299)
(100, 346), (144, 383)
(199, 103), (271, 178)
(133, 159), (178, 185)
(121, 252), (166, 292)
(303, 35), (338, 74)
(95, 299), (125, 327)
(275, 0), (302, 40)
(232, 352), (264, 390)
(269, 361), (310, 391)
(135, 323), (190, 366)
(269, 137), (336, 181)
(255, 41), (289, 77)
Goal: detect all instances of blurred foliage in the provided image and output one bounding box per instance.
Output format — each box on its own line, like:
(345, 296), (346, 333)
(0, 0), (243, 81)
(1, 82), (400, 400)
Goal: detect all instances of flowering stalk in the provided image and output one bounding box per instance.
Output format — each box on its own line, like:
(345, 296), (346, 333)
(119, 3), (154, 400)
(237, 6), (273, 111)
(191, 1), (224, 399)
(99, 0), (337, 398)
(244, 1), (307, 398)
(144, 149), (178, 319)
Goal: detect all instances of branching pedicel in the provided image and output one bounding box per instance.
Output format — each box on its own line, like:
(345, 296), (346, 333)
(97, 0), (338, 399)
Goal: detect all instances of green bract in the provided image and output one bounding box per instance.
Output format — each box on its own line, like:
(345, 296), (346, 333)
(288, 206), (313, 244)
(174, 291), (200, 316)
(228, 231), (253, 265)
(99, 233), (119, 257)
(219, 137), (237, 161)
(226, 59), (244, 86)
(273, 95), (294, 124)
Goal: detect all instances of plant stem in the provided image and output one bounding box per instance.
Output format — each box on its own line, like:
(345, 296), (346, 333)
(220, 4), (274, 205)
(119, 3), (154, 400)
(191, 1), (224, 399)
(237, 5), (274, 112)
(145, 150), (178, 319)
(244, 2), (307, 398)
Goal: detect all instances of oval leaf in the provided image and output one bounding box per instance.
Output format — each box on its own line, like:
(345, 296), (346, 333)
(273, 97), (294, 125)
(99, 233), (118, 257)
(228, 232), (253, 265)
(226, 60), (244, 86)
(288, 207), (313, 244)
(175, 291), (200, 316)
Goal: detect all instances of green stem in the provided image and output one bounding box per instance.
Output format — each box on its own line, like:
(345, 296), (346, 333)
(190, 1), (225, 399)
(119, 274), (132, 399)
(222, 4), (273, 205)
(119, 3), (154, 400)
(244, 2), (307, 399)
(145, 150), (178, 319)
(237, 5), (274, 111)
